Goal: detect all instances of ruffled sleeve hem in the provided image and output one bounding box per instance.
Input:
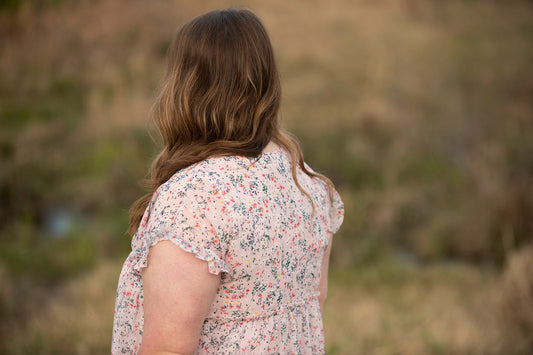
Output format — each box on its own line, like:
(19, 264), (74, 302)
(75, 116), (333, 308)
(133, 232), (231, 276)
(329, 189), (344, 234)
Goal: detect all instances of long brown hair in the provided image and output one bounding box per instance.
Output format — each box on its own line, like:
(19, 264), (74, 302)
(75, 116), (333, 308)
(129, 8), (334, 236)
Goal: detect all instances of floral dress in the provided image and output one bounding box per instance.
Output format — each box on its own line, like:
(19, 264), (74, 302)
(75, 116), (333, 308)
(112, 147), (344, 354)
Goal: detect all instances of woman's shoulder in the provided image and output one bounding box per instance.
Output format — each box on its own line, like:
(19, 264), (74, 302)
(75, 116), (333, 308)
(156, 155), (246, 198)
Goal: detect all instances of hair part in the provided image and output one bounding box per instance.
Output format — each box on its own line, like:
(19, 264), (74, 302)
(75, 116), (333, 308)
(128, 8), (334, 236)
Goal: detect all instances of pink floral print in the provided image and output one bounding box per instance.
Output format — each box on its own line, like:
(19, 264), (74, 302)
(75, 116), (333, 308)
(112, 147), (344, 354)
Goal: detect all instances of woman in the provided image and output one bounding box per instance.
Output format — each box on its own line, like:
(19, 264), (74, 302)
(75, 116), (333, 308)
(112, 8), (343, 354)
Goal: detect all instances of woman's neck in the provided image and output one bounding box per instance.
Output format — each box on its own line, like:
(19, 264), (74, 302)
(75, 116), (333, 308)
(262, 141), (279, 154)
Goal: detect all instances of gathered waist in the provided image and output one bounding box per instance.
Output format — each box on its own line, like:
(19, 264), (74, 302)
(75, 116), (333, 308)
(208, 292), (320, 323)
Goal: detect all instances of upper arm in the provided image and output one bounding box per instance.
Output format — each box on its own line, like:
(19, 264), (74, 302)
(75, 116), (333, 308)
(139, 241), (221, 355)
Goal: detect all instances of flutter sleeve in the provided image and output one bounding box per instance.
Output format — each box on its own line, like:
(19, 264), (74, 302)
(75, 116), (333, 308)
(132, 181), (230, 276)
(329, 188), (344, 234)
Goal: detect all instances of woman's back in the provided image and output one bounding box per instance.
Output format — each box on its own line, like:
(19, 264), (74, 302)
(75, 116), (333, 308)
(112, 147), (343, 354)
(114, 9), (344, 353)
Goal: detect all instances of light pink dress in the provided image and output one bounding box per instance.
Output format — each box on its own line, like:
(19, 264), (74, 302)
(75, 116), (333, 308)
(112, 147), (344, 354)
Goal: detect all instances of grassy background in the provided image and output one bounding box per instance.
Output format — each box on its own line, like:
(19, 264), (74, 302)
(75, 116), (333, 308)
(1, 0), (532, 353)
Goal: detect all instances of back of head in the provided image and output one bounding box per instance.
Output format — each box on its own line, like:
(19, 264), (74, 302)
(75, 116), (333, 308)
(155, 8), (281, 155)
(129, 9), (334, 236)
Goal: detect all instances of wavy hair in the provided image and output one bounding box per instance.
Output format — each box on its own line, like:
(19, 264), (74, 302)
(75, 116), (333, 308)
(129, 8), (334, 236)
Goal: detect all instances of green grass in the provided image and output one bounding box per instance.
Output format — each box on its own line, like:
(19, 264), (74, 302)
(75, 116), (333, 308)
(0, 222), (97, 283)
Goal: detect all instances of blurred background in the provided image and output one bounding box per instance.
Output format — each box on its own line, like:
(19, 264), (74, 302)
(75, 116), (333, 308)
(1, 0), (532, 354)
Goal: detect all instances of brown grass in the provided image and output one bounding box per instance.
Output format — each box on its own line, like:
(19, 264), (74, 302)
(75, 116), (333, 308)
(498, 245), (533, 354)
(5, 259), (120, 354)
(324, 260), (502, 354)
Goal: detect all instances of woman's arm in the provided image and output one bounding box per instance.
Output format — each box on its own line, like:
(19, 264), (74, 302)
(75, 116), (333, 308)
(139, 241), (221, 355)
(318, 235), (333, 310)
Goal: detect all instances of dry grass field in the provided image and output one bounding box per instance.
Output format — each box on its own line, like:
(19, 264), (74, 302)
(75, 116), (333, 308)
(1, 0), (532, 353)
